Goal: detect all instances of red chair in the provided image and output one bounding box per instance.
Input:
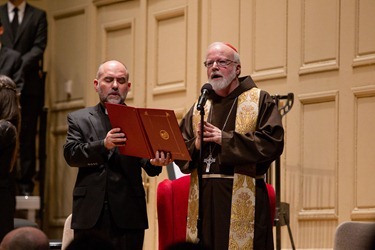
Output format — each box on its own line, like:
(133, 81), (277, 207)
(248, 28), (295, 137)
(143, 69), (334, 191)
(157, 175), (275, 250)
(266, 183), (276, 225)
(157, 175), (190, 250)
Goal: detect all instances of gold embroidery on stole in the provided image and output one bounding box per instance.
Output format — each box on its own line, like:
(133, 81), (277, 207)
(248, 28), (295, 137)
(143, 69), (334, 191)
(187, 88), (260, 249)
(229, 88), (259, 249)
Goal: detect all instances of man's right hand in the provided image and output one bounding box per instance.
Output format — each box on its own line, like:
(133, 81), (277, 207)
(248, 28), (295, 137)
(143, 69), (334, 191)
(104, 128), (127, 150)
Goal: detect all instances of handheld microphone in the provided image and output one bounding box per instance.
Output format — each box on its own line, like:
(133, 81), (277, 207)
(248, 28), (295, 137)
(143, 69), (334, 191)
(196, 83), (212, 111)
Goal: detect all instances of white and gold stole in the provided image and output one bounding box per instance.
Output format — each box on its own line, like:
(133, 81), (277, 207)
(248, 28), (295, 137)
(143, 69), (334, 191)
(187, 87), (260, 249)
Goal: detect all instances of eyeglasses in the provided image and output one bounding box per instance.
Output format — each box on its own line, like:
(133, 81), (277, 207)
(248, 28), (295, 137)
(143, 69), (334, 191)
(203, 59), (237, 68)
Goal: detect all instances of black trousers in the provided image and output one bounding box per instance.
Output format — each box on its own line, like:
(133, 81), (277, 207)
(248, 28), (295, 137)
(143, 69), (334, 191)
(74, 203), (145, 250)
(18, 94), (43, 191)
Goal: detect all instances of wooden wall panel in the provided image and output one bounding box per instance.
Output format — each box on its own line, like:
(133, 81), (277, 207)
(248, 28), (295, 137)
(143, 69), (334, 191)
(53, 9), (87, 102)
(147, 0), (199, 113)
(297, 92), (339, 247)
(46, 7), (89, 238)
(151, 8), (187, 95)
(353, 0), (375, 67)
(352, 86), (375, 220)
(300, 0), (340, 74)
(252, 0), (287, 81)
(300, 92), (338, 212)
(356, 96), (375, 206)
(208, 0), (240, 45)
(299, 220), (337, 249)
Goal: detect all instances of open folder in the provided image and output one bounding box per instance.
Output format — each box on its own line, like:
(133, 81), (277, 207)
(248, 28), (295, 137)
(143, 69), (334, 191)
(105, 103), (191, 161)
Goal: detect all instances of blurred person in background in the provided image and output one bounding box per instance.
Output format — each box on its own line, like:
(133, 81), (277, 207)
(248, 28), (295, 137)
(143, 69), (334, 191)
(0, 19), (23, 92)
(0, 226), (49, 250)
(0, 75), (20, 241)
(0, 0), (47, 196)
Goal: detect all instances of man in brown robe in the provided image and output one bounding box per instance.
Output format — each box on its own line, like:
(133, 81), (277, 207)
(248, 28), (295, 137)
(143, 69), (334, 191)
(176, 42), (284, 250)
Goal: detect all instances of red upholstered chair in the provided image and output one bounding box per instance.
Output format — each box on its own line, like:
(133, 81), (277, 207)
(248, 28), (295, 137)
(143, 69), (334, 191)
(157, 175), (276, 250)
(266, 183), (276, 225)
(157, 175), (190, 250)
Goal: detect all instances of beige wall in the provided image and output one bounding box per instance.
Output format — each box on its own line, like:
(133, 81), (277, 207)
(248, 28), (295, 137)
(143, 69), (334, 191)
(3, 0), (375, 249)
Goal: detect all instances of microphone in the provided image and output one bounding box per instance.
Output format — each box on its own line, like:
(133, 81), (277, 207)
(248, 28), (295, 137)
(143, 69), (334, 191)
(196, 83), (212, 111)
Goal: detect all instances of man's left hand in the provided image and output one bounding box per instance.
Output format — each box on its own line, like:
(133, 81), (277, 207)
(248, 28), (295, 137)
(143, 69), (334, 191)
(149, 151), (173, 166)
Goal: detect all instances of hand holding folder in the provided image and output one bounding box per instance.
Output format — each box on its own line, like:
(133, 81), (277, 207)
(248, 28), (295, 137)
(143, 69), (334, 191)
(105, 103), (191, 161)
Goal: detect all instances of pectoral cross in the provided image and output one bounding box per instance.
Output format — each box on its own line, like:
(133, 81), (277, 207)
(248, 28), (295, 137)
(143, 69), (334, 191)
(204, 154), (216, 173)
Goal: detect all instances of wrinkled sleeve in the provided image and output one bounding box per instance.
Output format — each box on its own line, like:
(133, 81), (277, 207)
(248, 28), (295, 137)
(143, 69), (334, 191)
(13, 54), (24, 92)
(63, 113), (108, 168)
(221, 91), (284, 175)
(21, 11), (47, 70)
(140, 158), (163, 177)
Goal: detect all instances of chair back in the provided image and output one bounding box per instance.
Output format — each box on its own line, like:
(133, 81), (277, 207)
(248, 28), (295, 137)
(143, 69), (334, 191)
(266, 183), (276, 225)
(157, 175), (190, 250)
(333, 221), (375, 250)
(61, 214), (74, 250)
(157, 175), (276, 249)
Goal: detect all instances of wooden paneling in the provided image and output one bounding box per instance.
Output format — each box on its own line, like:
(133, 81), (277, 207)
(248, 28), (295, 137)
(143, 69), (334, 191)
(300, 0), (340, 74)
(45, 5), (90, 239)
(150, 7), (187, 95)
(251, 0), (288, 81)
(299, 92), (338, 215)
(353, 0), (375, 67)
(146, 0), (199, 111)
(352, 86), (375, 220)
(53, 8), (87, 102)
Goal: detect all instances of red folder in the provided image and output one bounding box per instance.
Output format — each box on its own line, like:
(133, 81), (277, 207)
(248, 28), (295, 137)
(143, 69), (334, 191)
(105, 103), (191, 161)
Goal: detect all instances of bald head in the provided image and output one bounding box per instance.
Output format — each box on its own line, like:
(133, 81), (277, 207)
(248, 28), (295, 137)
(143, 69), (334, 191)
(94, 60), (131, 105)
(96, 60), (129, 80)
(0, 227), (49, 250)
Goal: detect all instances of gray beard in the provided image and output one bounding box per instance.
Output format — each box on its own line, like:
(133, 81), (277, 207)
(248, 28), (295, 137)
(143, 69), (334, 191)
(211, 69), (237, 91)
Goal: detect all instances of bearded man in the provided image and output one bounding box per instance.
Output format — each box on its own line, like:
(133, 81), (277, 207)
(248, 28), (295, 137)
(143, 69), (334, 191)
(176, 42), (284, 250)
(63, 60), (171, 250)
